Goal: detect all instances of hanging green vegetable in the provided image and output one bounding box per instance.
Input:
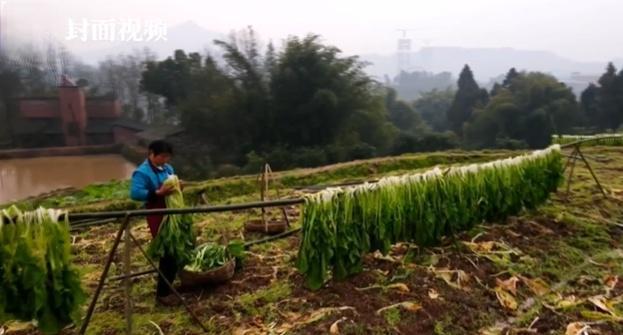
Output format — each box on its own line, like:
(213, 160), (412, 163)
(297, 145), (563, 290)
(148, 174), (196, 267)
(0, 206), (85, 334)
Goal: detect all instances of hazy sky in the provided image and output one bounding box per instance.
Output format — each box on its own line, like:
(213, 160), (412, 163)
(2, 0), (621, 61)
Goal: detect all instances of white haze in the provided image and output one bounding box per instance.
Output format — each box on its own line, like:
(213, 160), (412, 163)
(2, 0), (621, 81)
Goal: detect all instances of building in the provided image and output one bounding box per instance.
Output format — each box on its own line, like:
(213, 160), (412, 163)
(11, 76), (145, 148)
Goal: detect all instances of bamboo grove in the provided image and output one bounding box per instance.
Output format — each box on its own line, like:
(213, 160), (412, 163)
(297, 145), (564, 289)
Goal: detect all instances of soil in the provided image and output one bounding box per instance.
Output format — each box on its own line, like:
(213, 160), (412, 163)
(4, 146), (623, 335)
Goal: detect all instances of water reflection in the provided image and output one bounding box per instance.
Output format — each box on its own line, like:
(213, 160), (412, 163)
(0, 155), (136, 204)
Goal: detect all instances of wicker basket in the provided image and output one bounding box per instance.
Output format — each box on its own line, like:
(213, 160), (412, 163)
(179, 258), (236, 287)
(244, 219), (287, 235)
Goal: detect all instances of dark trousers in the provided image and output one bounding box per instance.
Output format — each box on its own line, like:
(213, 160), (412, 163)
(146, 211), (176, 297)
(156, 254), (178, 297)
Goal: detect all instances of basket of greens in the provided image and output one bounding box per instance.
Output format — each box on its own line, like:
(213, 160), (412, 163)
(179, 241), (244, 286)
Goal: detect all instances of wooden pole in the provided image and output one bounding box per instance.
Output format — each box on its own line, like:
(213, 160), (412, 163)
(127, 233), (209, 332)
(110, 227), (304, 283)
(66, 198), (306, 221)
(262, 163), (292, 228)
(260, 164), (267, 231)
(79, 214), (131, 335)
(563, 146), (578, 173)
(123, 220), (133, 335)
(565, 147), (578, 198)
(576, 146), (608, 198)
(281, 207), (291, 227)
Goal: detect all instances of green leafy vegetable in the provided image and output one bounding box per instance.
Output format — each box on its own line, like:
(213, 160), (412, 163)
(0, 206), (85, 334)
(184, 241), (245, 272)
(297, 145), (563, 289)
(148, 175), (196, 267)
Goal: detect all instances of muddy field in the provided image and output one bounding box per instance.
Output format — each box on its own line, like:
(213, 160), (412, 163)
(3, 146), (623, 334)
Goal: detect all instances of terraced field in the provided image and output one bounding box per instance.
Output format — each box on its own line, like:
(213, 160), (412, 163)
(3, 146), (623, 334)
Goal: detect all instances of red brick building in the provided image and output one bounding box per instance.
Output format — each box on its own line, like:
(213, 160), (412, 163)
(12, 76), (145, 148)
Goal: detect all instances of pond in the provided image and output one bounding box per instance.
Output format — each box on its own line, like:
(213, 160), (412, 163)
(0, 154), (136, 204)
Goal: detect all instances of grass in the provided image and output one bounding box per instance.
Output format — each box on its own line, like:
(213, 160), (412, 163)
(236, 282), (292, 317)
(5, 149), (522, 213)
(381, 307), (401, 327)
(4, 145), (623, 334)
(433, 317), (452, 335)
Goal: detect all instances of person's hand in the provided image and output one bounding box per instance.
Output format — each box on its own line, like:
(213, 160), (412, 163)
(156, 184), (175, 196)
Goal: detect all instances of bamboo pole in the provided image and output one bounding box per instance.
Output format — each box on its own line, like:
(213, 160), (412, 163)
(109, 227), (303, 283)
(565, 147), (578, 198)
(576, 146), (608, 198)
(123, 221), (133, 334)
(66, 198), (305, 221)
(260, 164), (267, 231)
(559, 135), (623, 149)
(128, 233), (209, 332)
(79, 214), (131, 335)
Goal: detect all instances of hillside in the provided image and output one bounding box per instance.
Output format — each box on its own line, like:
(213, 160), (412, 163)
(3, 146), (623, 334)
(67, 21), (611, 86)
(362, 47), (609, 82)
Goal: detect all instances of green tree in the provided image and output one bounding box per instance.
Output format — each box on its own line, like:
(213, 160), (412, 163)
(412, 88), (455, 131)
(616, 69), (623, 129)
(490, 82), (503, 97)
(465, 72), (579, 149)
(178, 56), (238, 145)
(0, 54), (23, 145)
(141, 50), (202, 107)
(502, 67), (519, 87)
(447, 65), (488, 136)
(509, 72), (580, 134)
(596, 62), (618, 129)
(491, 67), (520, 97)
(142, 32), (400, 170)
(214, 26), (272, 147)
(270, 34), (395, 150)
(385, 87), (426, 133)
(391, 70), (454, 101)
(263, 41), (277, 82)
(580, 83), (599, 127)
(579, 63), (623, 131)
(464, 89), (516, 148)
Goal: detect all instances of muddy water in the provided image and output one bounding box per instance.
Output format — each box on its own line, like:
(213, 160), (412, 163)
(0, 155), (136, 204)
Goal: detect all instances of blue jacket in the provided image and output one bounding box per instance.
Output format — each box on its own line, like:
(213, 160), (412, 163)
(130, 159), (175, 203)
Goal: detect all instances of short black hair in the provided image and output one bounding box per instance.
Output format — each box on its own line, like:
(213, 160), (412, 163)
(148, 140), (173, 155)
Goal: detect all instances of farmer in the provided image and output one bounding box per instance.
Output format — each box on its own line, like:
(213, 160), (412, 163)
(130, 140), (180, 306)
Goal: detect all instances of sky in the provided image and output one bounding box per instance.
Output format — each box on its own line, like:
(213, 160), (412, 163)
(1, 0), (621, 62)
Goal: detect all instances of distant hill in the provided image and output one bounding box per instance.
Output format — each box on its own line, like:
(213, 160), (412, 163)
(67, 22), (618, 95)
(361, 47), (621, 96)
(361, 47), (613, 83)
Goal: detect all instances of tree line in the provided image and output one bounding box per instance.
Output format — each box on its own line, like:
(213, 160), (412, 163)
(1, 28), (622, 178)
